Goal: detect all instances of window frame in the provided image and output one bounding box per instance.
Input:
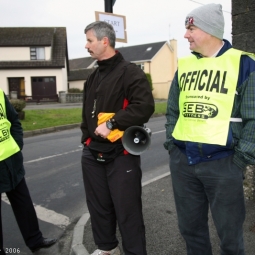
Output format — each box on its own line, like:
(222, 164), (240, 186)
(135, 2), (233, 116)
(30, 47), (45, 60)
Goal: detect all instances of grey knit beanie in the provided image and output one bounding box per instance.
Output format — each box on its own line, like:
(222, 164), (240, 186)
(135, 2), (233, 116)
(185, 3), (224, 40)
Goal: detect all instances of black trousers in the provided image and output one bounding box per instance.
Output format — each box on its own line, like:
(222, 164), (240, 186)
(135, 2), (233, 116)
(0, 178), (43, 254)
(81, 146), (147, 255)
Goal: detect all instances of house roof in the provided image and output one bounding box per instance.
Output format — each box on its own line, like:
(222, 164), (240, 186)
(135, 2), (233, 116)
(69, 57), (96, 70)
(68, 68), (96, 81)
(117, 41), (166, 62)
(0, 27), (69, 69)
(68, 41), (167, 70)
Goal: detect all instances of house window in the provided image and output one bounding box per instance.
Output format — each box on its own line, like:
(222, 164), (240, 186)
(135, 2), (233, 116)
(43, 78), (56, 82)
(30, 47), (45, 60)
(136, 63), (144, 71)
(32, 77), (55, 82)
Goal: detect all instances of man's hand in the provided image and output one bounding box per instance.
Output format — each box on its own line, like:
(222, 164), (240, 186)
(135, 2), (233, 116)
(94, 122), (111, 139)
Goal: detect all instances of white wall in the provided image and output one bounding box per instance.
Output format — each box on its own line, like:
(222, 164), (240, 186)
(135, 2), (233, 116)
(0, 46), (51, 61)
(61, 59), (68, 92)
(69, 80), (84, 90)
(0, 68), (65, 95)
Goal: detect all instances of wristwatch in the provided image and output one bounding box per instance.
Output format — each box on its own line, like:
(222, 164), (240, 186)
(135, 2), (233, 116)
(106, 119), (114, 130)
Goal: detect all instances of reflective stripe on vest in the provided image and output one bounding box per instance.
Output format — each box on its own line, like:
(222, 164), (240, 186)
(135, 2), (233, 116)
(0, 89), (20, 161)
(173, 48), (243, 146)
(230, 117), (242, 122)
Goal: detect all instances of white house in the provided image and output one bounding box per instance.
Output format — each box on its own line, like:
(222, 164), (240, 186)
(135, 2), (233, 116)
(0, 27), (69, 102)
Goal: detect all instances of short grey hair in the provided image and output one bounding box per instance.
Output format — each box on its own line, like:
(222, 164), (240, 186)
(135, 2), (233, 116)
(84, 21), (116, 48)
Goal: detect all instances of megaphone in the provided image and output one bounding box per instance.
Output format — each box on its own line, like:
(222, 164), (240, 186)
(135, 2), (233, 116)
(122, 126), (151, 155)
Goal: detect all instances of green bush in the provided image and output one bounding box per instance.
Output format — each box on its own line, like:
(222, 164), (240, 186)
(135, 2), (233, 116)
(68, 88), (83, 93)
(145, 73), (153, 91)
(9, 99), (26, 112)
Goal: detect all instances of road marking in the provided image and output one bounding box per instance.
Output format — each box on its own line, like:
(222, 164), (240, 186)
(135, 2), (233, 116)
(142, 171), (170, 187)
(152, 130), (165, 134)
(1, 194), (70, 229)
(24, 149), (82, 163)
(24, 130), (165, 164)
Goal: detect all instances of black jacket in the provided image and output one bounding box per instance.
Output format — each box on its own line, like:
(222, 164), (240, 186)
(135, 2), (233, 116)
(81, 52), (155, 144)
(0, 92), (25, 193)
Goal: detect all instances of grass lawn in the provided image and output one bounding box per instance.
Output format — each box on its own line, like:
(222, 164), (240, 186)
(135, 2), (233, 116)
(20, 101), (167, 131)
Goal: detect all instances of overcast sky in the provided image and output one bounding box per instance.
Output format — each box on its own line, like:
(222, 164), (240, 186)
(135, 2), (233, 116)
(0, 0), (232, 59)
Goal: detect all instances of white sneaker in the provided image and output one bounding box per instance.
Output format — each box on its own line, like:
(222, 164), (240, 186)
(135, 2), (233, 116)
(91, 246), (120, 255)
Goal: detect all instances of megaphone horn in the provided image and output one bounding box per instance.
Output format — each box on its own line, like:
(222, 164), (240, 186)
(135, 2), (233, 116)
(122, 126), (151, 155)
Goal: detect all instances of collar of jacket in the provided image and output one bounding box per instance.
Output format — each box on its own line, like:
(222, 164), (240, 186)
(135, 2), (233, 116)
(191, 39), (233, 59)
(97, 51), (124, 73)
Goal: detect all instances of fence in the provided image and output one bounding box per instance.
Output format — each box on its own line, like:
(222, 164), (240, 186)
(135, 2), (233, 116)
(9, 91), (59, 103)
(23, 95), (59, 103)
(8, 91), (83, 104)
(60, 92), (83, 103)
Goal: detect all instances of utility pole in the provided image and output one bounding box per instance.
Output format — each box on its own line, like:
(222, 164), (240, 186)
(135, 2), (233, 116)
(104, 0), (113, 13)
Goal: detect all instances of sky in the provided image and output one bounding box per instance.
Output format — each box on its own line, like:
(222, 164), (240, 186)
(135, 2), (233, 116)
(0, 0), (232, 60)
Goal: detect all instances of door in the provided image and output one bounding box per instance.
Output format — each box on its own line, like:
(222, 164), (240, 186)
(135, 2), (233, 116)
(8, 78), (25, 99)
(31, 77), (57, 100)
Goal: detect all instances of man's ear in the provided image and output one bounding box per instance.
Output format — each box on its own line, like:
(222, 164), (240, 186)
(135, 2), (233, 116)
(102, 37), (109, 46)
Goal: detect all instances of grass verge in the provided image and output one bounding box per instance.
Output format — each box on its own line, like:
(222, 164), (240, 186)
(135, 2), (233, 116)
(20, 101), (167, 131)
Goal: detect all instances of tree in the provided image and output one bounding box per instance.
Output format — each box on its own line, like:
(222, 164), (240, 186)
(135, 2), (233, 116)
(145, 73), (153, 91)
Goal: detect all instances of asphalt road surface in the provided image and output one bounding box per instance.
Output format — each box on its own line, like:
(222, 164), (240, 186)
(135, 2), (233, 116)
(1, 116), (168, 255)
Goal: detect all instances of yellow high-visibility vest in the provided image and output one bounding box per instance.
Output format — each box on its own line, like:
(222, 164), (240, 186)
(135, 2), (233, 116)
(0, 89), (20, 160)
(173, 48), (249, 146)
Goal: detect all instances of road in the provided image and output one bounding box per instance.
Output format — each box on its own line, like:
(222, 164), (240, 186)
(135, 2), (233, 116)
(1, 116), (168, 255)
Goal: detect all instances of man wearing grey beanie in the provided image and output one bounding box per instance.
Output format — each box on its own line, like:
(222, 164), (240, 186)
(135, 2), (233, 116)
(164, 3), (255, 255)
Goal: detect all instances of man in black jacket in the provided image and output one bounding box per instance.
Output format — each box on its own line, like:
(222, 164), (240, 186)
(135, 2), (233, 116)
(81, 21), (154, 255)
(0, 89), (57, 254)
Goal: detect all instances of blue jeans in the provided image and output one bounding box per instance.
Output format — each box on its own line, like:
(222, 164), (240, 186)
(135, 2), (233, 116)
(169, 146), (245, 255)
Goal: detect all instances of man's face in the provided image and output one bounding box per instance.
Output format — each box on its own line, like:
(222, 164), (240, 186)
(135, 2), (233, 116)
(184, 25), (211, 54)
(85, 29), (105, 60)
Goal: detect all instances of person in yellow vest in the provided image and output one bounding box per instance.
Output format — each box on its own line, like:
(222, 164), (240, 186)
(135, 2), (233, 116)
(0, 89), (57, 254)
(164, 3), (255, 255)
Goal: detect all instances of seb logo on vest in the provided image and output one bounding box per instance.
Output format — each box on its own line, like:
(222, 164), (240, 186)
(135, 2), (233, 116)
(183, 102), (218, 119)
(0, 103), (9, 142)
(179, 69), (227, 120)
